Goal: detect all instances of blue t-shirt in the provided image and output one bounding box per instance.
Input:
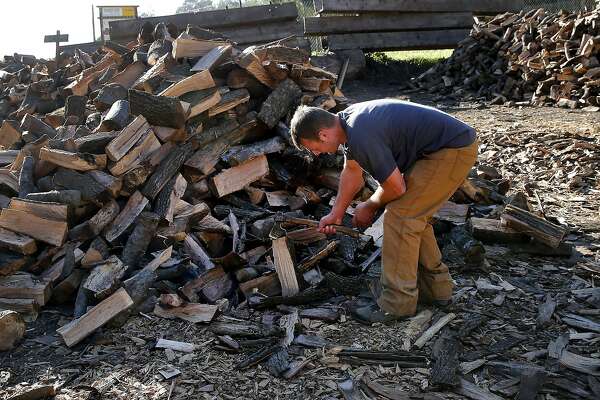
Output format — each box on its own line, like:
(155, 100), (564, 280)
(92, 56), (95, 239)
(338, 99), (476, 183)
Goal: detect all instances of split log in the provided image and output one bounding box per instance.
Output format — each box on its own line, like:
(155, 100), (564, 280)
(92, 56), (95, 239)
(154, 303), (218, 323)
(94, 83), (128, 111)
(129, 89), (187, 128)
(53, 168), (111, 203)
(159, 70), (215, 97)
(64, 95), (87, 125)
(8, 198), (67, 222)
(414, 313), (456, 349)
(210, 155), (269, 198)
(221, 136), (286, 166)
(272, 237), (299, 297)
(257, 79), (302, 128)
(431, 333), (461, 387)
(0, 227), (36, 255)
(17, 155), (35, 197)
(154, 174), (187, 222)
(88, 170), (122, 197)
(180, 88), (221, 119)
(449, 226), (486, 267)
(0, 273), (51, 306)
(52, 269), (87, 304)
(121, 212), (160, 271)
(501, 204), (567, 248)
(0, 252), (30, 276)
(74, 131), (119, 154)
(39, 148), (106, 171)
(103, 191), (149, 242)
(209, 320), (283, 339)
(25, 190), (81, 206)
(142, 142), (194, 199)
(0, 120), (22, 148)
(21, 113), (57, 139)
(172, 38), (228, 59)
(183, 234), (215, 270)
(57, 287), (133, 347)
(0, 310), (25, 351)
(191, 45), (233, 72)
(108, 61), (148, 89)
(208, 88), (250, 117)
(468, 217), (529, 243)
(0, 209), (67, 246)
(108, 125), (160, 176)
(155, 338), (195, 353)
(69, 199), (120, 241)
(100, 99), (130, 130)
(83, 255), (127, 299)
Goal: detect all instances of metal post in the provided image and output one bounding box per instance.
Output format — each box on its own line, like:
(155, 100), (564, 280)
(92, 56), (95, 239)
(239, 0), (243, 7)
(55, 30), (60, 66)
(92, 4), (96, 42)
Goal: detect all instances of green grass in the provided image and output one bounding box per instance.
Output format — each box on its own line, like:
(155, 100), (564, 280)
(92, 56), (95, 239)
(384, 49), (453, 64)
(364, 49), (453, 81)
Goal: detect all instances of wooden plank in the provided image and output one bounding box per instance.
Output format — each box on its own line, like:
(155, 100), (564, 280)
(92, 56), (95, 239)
(108, 3), (298, 41)
(103, 191), (149, 242)
(272, 237), (299, 297)
(9, 198), (68, 222)
(39, 148), (107, 171)
(159, 70), (216, 98)
(220, 20), (303, 46)
(57, 287), (133, 347)
(327, 29), (470, 51)
(0, 227), (36, 255)
(317, 0), (519, 13)
(0, 273), (51, 306)
(304, 13), (473, 35)
(210, 155), (269, 198)
(0, 209), (67, 246)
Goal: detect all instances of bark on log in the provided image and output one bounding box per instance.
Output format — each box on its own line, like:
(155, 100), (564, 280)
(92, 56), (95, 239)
(501, 204), (567, 248)
(129, 89), (187, 128)
(64, 95), (87, 125)
(257, 79), (302, 128)
(18, 155), (36, 197)
(121, 212), (160, 272)
(26, 190), (82, 206)
(101, 99), (130, 130)
(142, 141), (194, 199)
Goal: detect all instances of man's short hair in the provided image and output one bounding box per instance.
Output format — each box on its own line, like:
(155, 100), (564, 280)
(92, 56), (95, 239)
(289, 105), (336, 150)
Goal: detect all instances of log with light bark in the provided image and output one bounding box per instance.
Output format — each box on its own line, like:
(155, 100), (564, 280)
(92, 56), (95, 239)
(129, 89), (188, 128)
(501, 205), (567, 249)
(154, 174), (187, 222)
(69, 199), (120, 241)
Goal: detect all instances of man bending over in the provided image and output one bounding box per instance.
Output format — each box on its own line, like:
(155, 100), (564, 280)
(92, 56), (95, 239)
(289, 99), (478, 323)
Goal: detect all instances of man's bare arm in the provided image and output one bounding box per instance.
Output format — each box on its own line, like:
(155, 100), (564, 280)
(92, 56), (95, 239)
(367, 167), (406, 208)
(319, 159), (364, 233)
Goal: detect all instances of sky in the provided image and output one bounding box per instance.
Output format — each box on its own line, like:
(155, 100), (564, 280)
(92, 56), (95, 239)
(0, 0), (181, 59)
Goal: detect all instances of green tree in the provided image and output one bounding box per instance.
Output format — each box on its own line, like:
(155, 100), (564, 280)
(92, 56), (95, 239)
(176, 0), (214, 13)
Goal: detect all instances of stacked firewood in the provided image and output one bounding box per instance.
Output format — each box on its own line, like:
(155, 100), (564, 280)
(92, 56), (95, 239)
(416, 6), (600, 109)
(0, 22), (346, 346)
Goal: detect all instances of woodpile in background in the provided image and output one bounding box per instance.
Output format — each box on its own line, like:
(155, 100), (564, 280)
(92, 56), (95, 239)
(416, 6), (600, 109)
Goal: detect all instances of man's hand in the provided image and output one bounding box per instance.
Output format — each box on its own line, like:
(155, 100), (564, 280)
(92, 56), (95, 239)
(318, 212), (343, 234)
(352, 201), (378, 228)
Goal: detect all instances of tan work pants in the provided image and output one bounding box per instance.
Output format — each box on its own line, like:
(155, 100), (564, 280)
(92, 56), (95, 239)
(377, 140), (478, 316)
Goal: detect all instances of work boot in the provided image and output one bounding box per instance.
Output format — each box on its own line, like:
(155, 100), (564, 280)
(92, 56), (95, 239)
(349, 302), (405, 325)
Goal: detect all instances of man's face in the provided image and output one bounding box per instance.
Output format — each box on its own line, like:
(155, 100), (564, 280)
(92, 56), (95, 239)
(300, 127), (340, 156)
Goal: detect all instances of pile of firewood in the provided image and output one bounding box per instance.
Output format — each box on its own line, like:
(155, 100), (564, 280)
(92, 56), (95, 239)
(0, 22), (347, 346)
(415, 6), (600, 109)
